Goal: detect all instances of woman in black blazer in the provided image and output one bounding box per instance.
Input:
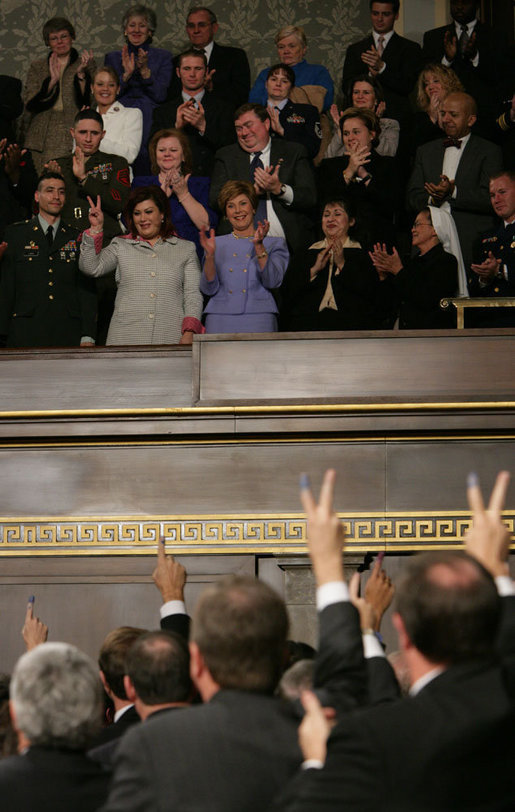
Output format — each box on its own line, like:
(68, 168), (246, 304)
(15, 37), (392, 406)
(317, 107), (397, 248)
(280, 197), (383, 332)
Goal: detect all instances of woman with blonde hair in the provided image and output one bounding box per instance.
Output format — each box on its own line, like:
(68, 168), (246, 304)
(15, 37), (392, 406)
(413, 63), (464, 150)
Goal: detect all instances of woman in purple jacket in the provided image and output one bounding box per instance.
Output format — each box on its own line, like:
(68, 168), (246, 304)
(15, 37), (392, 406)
(105, 4), (172, 173)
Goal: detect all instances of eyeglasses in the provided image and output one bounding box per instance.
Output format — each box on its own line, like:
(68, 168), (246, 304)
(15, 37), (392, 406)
(49, 33), (72, 43)
(412, 220), (432, 228)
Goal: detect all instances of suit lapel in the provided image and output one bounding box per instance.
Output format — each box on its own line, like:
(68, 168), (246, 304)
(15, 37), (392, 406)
(454, 135), (475, 186)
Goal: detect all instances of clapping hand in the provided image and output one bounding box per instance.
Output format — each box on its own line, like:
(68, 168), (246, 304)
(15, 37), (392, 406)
(443, 30), (458, 62)
(253, 219), (270, 245)
(267, 105), (284, 136)
(361, 45), (384, 74)
(121, 45), (135, 81)
(369, 243), (403, 278)
(76, 49), (94, 77)
(48, 52), (61, 88)
(136, 47), (150, 78)
(424, 174), (454, 203)
(254, 162), (282, 196)
(470, 251), (501, 281)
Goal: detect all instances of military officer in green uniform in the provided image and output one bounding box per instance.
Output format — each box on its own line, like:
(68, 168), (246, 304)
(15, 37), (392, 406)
(0, 171), (97, 347)
(46, 109), (131, 342)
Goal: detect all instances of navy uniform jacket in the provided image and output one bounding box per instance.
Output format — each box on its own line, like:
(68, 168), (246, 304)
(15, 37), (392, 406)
(274, 100), (321, 160)
(0, 217), (97, 347)
(469, 220), (515, 297)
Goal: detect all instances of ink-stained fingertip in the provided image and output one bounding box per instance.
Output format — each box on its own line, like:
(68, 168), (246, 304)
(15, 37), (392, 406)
(28, 595), (35, 603)
(299, 473), (311, 490)
(467, 472), (479, 488)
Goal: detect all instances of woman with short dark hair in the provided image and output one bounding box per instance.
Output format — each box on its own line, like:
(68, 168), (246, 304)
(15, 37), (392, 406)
(79, 186), (203, 345)
(23, 16), (95, 173)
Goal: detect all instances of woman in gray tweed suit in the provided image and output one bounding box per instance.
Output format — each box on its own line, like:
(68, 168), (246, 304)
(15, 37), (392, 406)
(79, 186), (203, 345)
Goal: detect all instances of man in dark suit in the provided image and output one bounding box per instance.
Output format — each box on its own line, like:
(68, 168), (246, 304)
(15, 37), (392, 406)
(469, 171), (515, 326)
(167, 5), (250, 110)
(0, 642), (110, 811)
(407, 91), (502, 270)
(342, 1), (422, 127)
(422, 0), (513, 140)
(150, 49), (235, 177)
(272, 469), (515, 812)
(210, 103), (316, 252)
(0, 171), (96, 348)
(92, 626), (146, 748)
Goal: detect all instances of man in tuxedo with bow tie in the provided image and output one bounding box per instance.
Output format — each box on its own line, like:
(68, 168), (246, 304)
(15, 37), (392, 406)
(407, 91), (502, 271)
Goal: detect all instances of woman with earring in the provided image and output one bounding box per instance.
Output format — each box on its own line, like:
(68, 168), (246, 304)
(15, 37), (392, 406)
(105, 4), (173, 173)
(199, 180), (289, 333)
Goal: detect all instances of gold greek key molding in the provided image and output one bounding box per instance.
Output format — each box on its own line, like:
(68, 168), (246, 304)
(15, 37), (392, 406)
(0, 513), (513, 555)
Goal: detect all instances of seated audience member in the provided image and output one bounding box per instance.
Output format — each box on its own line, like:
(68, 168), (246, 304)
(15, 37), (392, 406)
(0, 643), (110, 810)
(280, 198), (383, 332)
(210, 103), (316, 253)
(91, 66), (143, 174)
(342, 1), (422, 129)
(422, 0), (513, 141)
(102, 514), (369, 811)
(270, 467), (515, 812)
(92, 626), (146, 747)
(0, 673), (16, 759)
(413, 63), (464, 151)
(79, 189), (203, 346)
(328, 74), (399, 159)
(407, 91), (502, 271)
(370, 207), (464, 329)
(105, 4), (173, 174)
(90, 629), (192, 768)
(133, 127), (217, 260)
(0, 139), (38, 240)
(278, 660), (314, 702)
(22, 16), (95, 174)
(265, 64), (321, 160)
(0, 171), (96, 349)
(199, 180), (289, 333)
(125, 631), (192, 719)
(317, 108), (397, 248)
(469, 171), (515, 326)
(250, 25), (333, 114)
(167, 6), (250, 110)
(150, 49), (235, 177)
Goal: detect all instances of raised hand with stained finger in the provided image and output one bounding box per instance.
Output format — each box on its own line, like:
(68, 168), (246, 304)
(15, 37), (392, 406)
(300, 469), (345, 585)
(464, 471), (511, 578)
(152, 537), (187, 602)
(87, 195), (104, 233)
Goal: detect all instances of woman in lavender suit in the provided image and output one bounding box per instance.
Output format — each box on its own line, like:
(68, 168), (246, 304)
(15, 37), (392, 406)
(105, 4), (172, 174)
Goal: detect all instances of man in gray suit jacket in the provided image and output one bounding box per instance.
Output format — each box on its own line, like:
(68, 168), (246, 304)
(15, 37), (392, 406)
(407, 91), (502, 271)
(210, 103), (316, 252)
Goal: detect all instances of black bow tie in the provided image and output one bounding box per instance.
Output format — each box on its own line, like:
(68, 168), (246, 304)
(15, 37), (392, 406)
(443, 137), (461, 149)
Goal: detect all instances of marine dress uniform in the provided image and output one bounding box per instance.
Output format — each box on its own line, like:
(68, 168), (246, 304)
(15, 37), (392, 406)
(468, 219), (515, 326)
(0, 215), (97, 347)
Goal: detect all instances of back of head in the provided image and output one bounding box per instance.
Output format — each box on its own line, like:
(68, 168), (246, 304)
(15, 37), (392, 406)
(278, 659), (314, 702)
(126, 630), (192, 705)
(11, 642), (102, 750)
(395, 551), (501, 665)
(192, 575), (289, 694)
(99, 626), (146, 699)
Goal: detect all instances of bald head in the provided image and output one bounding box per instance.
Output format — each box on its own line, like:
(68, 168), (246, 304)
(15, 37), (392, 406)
(441, 92), (477, 139)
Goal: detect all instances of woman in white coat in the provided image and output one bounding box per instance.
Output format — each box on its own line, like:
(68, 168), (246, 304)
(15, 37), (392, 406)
(91, 66), (143, 173)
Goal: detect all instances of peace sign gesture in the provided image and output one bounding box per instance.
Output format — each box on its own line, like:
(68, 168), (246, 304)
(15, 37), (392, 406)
(87, 195), (104, 233)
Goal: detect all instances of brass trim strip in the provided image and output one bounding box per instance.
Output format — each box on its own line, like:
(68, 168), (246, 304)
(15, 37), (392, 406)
(1, 401), (514, 419)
